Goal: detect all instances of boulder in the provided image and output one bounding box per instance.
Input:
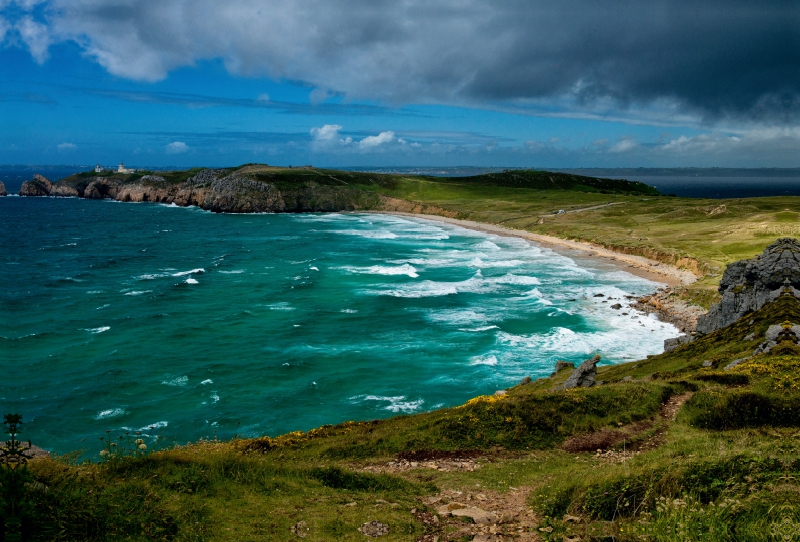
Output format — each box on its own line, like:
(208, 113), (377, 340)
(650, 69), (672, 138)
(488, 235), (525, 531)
(664, 334), (693, 352)
(697, 239), (800, 334)
(291, 520), (309, 538)
(551, 360), (574, 377)
(450, 507), (497, 525)
(560, 355), (601, 389)
(752, 322), (800, 355)
(358, 521), (389, 537)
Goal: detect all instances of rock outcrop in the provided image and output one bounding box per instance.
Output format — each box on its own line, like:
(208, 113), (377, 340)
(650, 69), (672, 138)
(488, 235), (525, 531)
(697, 238), (800, 334)
(18, 174), (53, 196)
(664, 334), (693, 352)
(559, 355), (601, 389)
(0, 181), (6, 196)
(17, 169), (383, 213)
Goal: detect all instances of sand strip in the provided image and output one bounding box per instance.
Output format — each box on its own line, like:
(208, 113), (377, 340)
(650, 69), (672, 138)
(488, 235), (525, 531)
(376, 212), (698, 288)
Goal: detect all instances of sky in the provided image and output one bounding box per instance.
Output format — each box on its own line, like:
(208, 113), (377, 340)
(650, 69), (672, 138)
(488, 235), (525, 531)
(1, 0), (799, 168)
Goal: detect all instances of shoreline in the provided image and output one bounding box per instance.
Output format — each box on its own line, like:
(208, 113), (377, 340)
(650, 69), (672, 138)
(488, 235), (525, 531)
(375, 211), (704, 334)
(376, 211), (698, 287)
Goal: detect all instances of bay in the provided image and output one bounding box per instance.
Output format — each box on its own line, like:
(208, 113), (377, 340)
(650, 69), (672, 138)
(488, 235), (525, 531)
(1, 197), (677, 454)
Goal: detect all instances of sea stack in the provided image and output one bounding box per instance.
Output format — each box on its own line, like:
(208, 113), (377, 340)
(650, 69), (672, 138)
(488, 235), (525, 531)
(0, 181), (7, 196)
(18, 174), (53, 196)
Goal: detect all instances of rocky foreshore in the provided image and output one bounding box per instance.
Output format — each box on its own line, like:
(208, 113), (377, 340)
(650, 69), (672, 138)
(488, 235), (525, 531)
(17, 170), (382, 213)
(632, 287), (702, 335)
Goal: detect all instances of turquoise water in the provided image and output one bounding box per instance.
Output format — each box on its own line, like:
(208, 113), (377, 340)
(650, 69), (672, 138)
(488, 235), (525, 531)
(1, 197), (678, 454)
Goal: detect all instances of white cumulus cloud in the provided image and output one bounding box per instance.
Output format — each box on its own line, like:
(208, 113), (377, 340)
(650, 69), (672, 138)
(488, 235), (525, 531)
(310, 124), (352, 146)
(359, 131), (395, 149)
(165, 141), (189, 154)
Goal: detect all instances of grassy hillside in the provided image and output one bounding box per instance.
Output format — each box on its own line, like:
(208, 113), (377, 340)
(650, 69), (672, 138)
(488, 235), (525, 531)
(7, 294), (800, 541)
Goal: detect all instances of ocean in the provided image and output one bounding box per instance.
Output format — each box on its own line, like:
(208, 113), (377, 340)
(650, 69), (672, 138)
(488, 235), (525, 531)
(1, 196), (677, 455)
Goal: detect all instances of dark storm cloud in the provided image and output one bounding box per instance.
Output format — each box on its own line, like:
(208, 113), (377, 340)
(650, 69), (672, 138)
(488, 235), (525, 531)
(5, 0), (800, 123)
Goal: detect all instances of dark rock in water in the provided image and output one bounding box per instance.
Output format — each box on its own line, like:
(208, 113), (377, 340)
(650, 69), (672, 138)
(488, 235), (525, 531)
(0, 181), (6, 196)
(19, 174), (53, 196)
(560, 355), (601, 389)
(610, 303), (622, 309)
(593, 293), (604, 297)
(664, 334), (693, 352)
(697, 238), (800, 334)
(551, 360), (575, 377)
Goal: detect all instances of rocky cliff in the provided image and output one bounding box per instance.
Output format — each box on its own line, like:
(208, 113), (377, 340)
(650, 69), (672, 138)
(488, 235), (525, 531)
(0, 181), (6, 196)
(696, 238), (800, 334)
(17, 169), (383, 213)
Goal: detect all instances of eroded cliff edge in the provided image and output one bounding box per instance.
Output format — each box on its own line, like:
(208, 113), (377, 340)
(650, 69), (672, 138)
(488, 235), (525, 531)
(17, 168), (384, 213)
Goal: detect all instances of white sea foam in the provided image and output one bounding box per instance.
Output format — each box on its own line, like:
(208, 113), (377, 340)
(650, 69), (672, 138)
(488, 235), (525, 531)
(475, 240), (502, 251)
(200, 379), (213, 385)
(87, 326), (110, 334)
(219, 270), (245, 274)
(470, 354), (498, 366)
(266, 302), (295, 311)
(162, 376), (188, 387)
(137, 421), (168, 431)
(425, 308), (490, 326)
(87, 290), (104, 294)
(468, 257), (524, 268)
(462, 325), (500, 332)
(341, 309), (358, 313)
(185, 278), (199, 284)
(368, 271), (522, 298)
(309, 266), (319, 271)
(488, 273), (541, 286)
(211, 392), (220, 403)
(124, 290), (151, 296)
(341, 263), (419, 278)
(95, 408), (126, 420)
(331, 229), (398, 239)
(172, 268), (205, 277)
(353, 395), (425, 413)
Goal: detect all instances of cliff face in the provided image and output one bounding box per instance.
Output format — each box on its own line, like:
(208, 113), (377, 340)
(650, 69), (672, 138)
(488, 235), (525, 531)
(697, 238), (800, 334)
(18, 169), (382, 213)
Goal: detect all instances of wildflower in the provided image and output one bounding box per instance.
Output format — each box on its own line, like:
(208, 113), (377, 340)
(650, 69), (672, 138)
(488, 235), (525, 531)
(135, 439), (144, 445)
(100, 450), (108, 456)
(138, 443), (147, 451)
(110, 442), (117, 447)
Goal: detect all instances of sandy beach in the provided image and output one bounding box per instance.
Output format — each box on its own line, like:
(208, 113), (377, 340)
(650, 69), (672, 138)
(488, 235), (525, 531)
(378, 211), (699, 288)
